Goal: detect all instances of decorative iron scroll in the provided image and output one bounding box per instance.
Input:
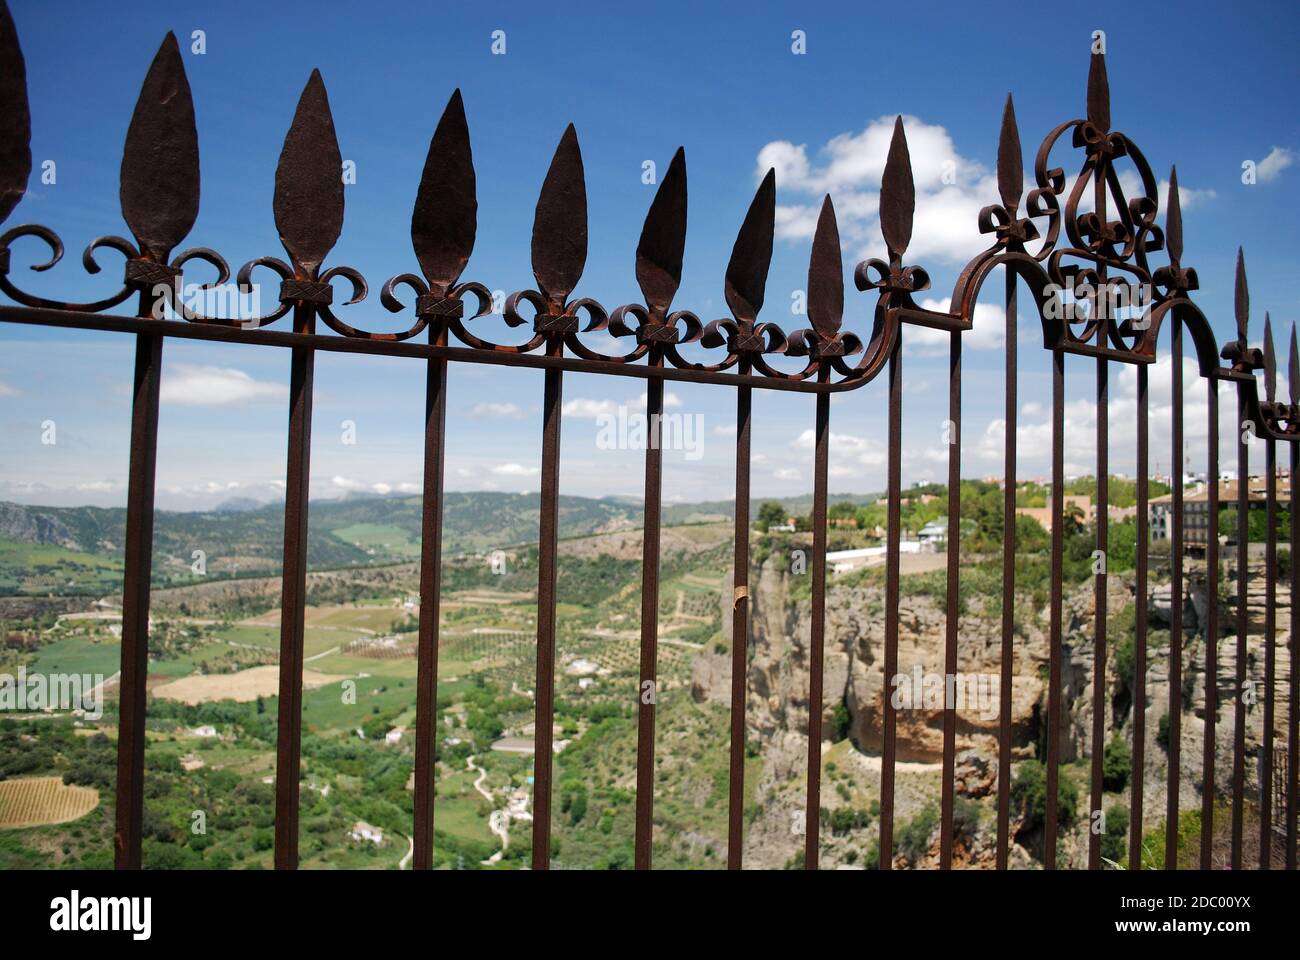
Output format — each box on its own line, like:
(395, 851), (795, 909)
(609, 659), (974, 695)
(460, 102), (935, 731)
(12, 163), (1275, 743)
(0, 18), (1287, 419)
(0, 0), (1296, 876)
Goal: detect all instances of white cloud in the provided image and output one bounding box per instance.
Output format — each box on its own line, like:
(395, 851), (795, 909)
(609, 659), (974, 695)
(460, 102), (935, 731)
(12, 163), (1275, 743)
(492, 462), (540, 477)
(760, 116), (1219, 270)
(794, 427), (873, 453)
(1159, 177), (1216, 210)
(904, 298), (1006, 354)
(469, 401), (525, 419)
(637, 391), (683, 409)
(760, 115), (995, 265)
(0, 380), (19, 397)
(325, 478), (417, 498)
(160, 364), (287, 406)
(792, 427), (886, 468)
(965, 354), (1284, 479)
(1256, 146), (1295, 183)
(562, 398), (617, 419)
(774, 467), (801, 481)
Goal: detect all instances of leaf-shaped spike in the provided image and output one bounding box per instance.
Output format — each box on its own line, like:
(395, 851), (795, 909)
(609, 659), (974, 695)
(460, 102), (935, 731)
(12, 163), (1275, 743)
(274, 70), (344, 279)
(635, 146), (687, 316)
(119, 33), (198, 262)
(1087, 51), (1110, 134)
(1234, 247), (1248, 341)
(1164, 166), (1183, 269)
(880, 116), (914, 261)
(1264, 312), (1276, 402)
(531, 123), (587, 306)
(997, 93), (1022, 215)
(0, 0), (30, 227)
(724, 168), (775, 324)
(411, 88), (476, 295)
(1289, 324), (1298, 407)
(807, 195), (843, 338)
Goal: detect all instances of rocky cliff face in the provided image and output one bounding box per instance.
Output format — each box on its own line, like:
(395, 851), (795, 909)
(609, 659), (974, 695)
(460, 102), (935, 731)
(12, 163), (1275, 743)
(691, 552), (1293, 869)
(0, 501), (80, 550)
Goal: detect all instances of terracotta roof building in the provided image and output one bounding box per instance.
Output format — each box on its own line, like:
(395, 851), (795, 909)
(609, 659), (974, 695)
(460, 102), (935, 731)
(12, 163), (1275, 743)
(1149, 476), (1291, 551)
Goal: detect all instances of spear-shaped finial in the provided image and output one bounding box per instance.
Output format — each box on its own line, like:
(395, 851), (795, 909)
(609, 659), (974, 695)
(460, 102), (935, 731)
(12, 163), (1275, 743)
(1290, 324), (1299, 408)
(121, 33), (199, 263)
(1264, 312), (1276, 403)
(0, 0), (31, 228)
(1087, 50), (1110, 134)
(531, 124), (587, 307)
(1235, 247), (1248, 342)
(410, 88), (477, 296)
(807, 195), (843, 339)
(880, 116), (914, 262)
(635, 147), (687, 317)
(724, 168), (775, 325)
(997, 93), (1022, 215)
(1166, 165), (1182, 269)
(274, 70), (343, 279)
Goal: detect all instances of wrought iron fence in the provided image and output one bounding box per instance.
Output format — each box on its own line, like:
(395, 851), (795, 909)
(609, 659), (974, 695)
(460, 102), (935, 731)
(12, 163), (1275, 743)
(0, 1), (1295, 870)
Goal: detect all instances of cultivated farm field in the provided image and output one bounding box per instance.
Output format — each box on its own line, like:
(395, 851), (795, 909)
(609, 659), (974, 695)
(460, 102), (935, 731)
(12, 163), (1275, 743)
(0, 777), (99, 828)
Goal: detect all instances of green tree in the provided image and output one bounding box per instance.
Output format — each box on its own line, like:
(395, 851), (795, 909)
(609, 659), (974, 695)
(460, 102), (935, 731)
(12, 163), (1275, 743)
(757, 501), (787, 532)
(830, 697), (852, 742)
(856, 503), (885, 533)
(1101, 803), (1129, 863)
(1012, 759), (1078, 830)
(568, 786), (588, 825)
(1102, 735), (1131, 792)
(897, 803), (938, 861)
(828, 501), (858, 522)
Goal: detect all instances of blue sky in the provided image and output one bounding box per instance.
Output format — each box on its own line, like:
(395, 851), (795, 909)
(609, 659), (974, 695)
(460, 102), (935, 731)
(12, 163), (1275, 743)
(1, 0), (1297, 510)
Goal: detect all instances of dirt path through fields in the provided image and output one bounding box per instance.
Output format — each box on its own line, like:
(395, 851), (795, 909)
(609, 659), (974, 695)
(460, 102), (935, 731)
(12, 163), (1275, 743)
(467, 755), (509, 865)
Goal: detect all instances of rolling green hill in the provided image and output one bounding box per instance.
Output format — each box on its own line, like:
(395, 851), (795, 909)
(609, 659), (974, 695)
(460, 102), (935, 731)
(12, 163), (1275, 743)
(0, 489), (880, 596)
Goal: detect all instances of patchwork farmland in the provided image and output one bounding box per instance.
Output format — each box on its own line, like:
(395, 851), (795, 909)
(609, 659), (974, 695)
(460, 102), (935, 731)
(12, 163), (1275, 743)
(0, 777), (99, 829)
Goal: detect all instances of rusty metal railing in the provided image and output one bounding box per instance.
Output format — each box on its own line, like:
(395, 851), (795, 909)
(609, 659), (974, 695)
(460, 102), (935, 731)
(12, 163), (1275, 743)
(0, 0), (1295, 871)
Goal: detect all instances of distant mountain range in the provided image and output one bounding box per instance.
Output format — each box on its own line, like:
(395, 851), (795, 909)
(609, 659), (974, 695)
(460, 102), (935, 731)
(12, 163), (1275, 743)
(0, 489), (878, 567)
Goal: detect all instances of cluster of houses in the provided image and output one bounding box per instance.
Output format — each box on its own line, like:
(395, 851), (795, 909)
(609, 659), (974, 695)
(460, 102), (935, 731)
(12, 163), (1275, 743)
(1149, 473), (1293, 554)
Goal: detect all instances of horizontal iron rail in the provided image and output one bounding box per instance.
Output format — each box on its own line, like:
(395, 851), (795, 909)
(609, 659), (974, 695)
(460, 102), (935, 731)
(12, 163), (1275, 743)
(0, 305), (876, 395)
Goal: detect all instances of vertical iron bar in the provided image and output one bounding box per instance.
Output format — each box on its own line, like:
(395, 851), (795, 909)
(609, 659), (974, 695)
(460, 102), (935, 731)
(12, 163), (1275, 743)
(880, 339), (902, 868)
(1089, 338), (1109, 870)
(274, 300), (314, 870)
(1261, 437), (1277, 866)
(532, 365), (562, 870)
(1288, 440), (1298, 870)
(114, 290), (162, 870)
(1166, 317), (1185, 868)
(634, 376), (664, 869)
(1044, 349), (1064, 869)
(1232, 388), (1248, 868)
(726, 383), (752, 870)
(939, 329), (961, 868)
(1130, 364), (1149, 869)
(996, 268), (1017, 869)
(804, 390), (829, 868)
(1201, 380), (1220, 868)
(412, 339), (448, 870)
